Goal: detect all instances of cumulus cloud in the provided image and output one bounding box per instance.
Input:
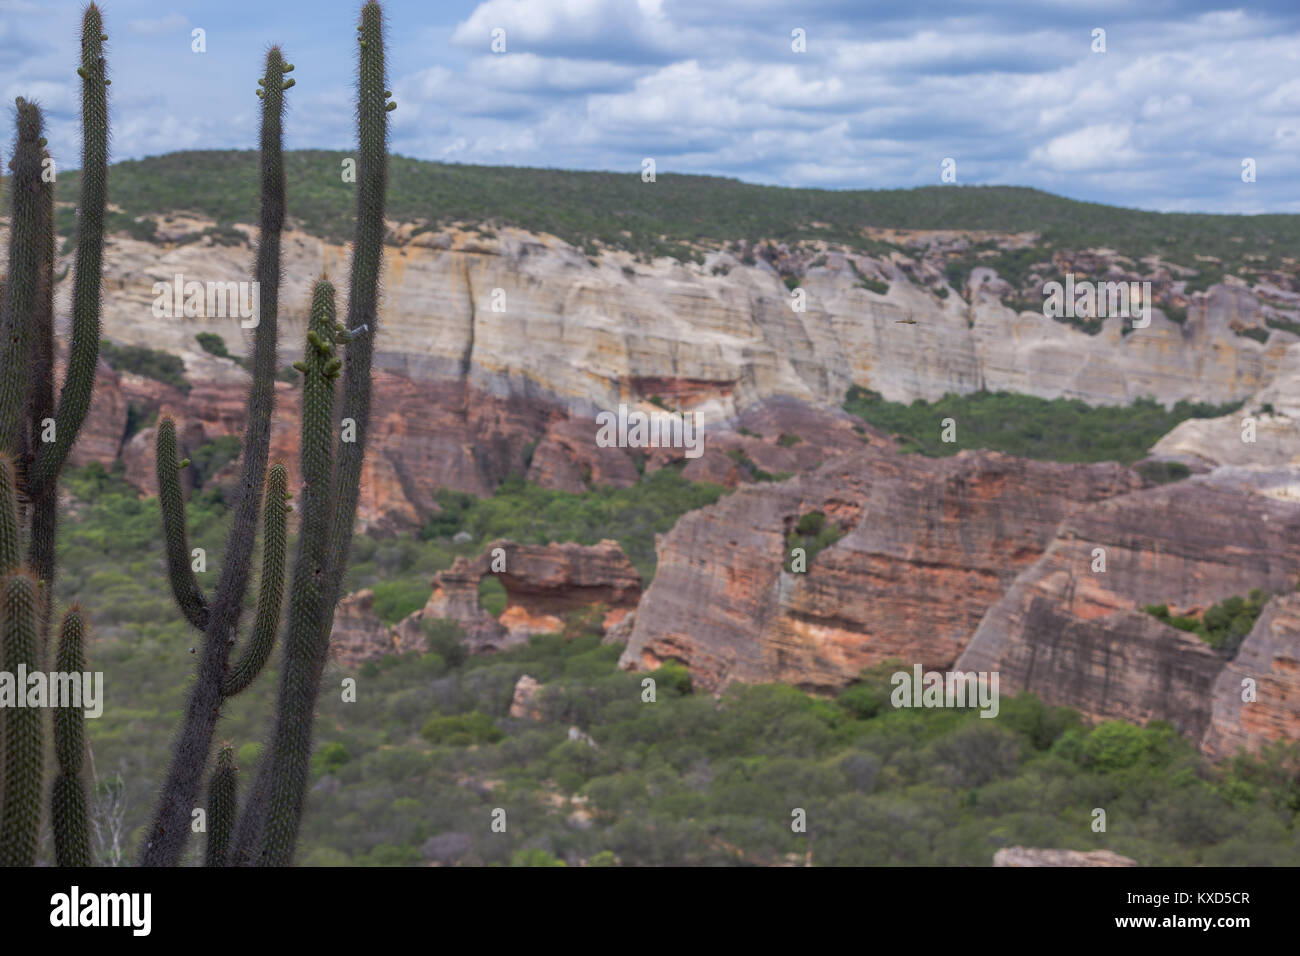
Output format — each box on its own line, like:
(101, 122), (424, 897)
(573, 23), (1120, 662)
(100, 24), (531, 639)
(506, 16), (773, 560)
(5, 0), (1299, 213)
(127, 13), (189, 38)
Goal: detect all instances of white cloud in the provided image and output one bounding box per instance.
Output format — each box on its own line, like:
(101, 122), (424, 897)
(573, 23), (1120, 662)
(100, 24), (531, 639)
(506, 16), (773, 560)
(127, 13), (189, 38)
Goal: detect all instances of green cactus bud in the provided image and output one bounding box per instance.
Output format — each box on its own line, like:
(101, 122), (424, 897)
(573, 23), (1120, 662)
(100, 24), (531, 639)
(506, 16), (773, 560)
(282, 78), (295, 91)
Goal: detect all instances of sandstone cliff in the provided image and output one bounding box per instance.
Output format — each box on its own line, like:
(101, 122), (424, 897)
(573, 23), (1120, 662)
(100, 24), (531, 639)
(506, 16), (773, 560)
(21, 218), (1300, 530)
(955, 472), (1300, 744)
(618, 443), (1140, 692)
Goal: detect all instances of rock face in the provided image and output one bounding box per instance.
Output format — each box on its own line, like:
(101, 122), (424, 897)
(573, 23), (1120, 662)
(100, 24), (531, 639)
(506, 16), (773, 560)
(1202, 593), (1300, 758)
(956, 473), (1300, 742)
(394, 538), (642, 654)
(509, 675), (542, 720)
(993, 847), (1137, 867)
(329, 589), (423, 667)
(619, 444), (1140, 692)
(39, 219), (1300, 530)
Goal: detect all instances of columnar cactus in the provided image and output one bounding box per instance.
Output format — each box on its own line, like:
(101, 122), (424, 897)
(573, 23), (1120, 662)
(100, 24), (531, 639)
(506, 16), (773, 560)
(52, 608), (91, 866)
(0, 4), (105, 867)
(145, 1), (390, 867)
(138, 42), (294, 869)
(230, 0), (391, 866)
(0, 572), (41, 866)
(204, 745), (238, 867)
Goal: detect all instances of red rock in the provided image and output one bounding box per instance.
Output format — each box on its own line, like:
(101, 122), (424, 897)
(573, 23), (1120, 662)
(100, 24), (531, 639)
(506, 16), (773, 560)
(620, 444), (1140, 692)
(956, 474), (1300, 750)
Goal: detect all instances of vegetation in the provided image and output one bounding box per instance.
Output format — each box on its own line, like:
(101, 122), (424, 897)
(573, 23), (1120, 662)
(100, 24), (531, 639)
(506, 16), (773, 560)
(0, 5), (110, 867)
(138, 4), (394, 868)
(49, 456), (1300, 866)
(1136, 460), (1192, 485)
(195, 331), (233, 360)
(418, 469), (727, 584)
(30, 151), (1296, 278)
(843, 386), (1241, 464)
(784, 511), (845, 571)
(100, 339), (190, 392)
(1144, 589), (1271, 657)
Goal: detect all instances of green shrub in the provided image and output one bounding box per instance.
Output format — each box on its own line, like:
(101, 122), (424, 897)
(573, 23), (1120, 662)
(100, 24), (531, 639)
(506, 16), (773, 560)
(1136, 460), (1191, 485)
(844, 386), (1240, 464)
(371, 578), (431, 626)
(195, 331), (232, 359)
(421, 711), (503, 747)
(100, 339), (190, 392)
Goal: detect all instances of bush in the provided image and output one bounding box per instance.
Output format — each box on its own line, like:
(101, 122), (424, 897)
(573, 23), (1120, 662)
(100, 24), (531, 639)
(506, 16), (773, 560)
(100, 339), (190, 392)
(195, 331), (232, 359)
(844, 386), (1241, 464)
(371, 578), (431, 626)
(420, 711), (504, 747)
(421, 618), (468, 668)
(1137, 460), (1191, 485)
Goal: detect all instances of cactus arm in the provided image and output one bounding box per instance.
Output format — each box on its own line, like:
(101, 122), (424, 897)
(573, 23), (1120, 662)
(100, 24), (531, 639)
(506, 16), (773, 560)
(27, 149), (58, 643)
(139, 46), (290, 867)
(235, 5), (391, 864)
(322, 0), (390, 631)
(51, 608), (91, 866)
(255, 281), (339, 865)
(156, 417), (210, 630)
(29, 5), (107, 494)
(0, 100), (46, 462)
(204, 745), (238, 867)
(0, 573), (43, 866)
(222, 464), (288, 697)
(0, 455), (20, 574)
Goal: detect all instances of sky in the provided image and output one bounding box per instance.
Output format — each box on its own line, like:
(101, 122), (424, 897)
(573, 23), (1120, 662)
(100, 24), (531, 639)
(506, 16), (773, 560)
(2, 0), (1299, 214)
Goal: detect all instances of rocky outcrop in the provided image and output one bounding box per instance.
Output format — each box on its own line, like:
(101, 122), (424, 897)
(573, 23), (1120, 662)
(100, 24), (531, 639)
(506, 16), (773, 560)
(619, 444), (1141, 692)
(394, 538), (643, 654)
(1201, 593), (1300, 758)
(956, 472), (1300, 743)
(993, 847), (1137, 867)
(398, 554), (508, 653)
(38, 217), (1300, 530)
(329, 589), (423, 667)
(509, 675), (542, 720)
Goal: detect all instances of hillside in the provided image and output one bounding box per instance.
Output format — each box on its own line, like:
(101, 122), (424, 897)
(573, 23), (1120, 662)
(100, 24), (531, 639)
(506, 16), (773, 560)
(41, 149), (1300, 276)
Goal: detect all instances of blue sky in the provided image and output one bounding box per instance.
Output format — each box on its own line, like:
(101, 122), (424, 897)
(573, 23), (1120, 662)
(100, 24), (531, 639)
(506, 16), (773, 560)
(3, 0), (1299, 213)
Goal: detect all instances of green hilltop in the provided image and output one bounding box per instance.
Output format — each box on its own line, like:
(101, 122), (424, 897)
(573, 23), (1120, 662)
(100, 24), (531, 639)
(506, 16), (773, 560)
(36, 149), (1300, 272)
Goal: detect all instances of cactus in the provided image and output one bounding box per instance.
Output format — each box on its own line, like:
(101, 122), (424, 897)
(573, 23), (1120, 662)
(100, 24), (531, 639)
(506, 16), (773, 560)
(204, 745), (238, 867)
(144, 3), (389, 867)
(138, 41), (292, 868)
(0, 573), (42, 866)
(52, 608), (91, 866)
(0, 4), (105, 867)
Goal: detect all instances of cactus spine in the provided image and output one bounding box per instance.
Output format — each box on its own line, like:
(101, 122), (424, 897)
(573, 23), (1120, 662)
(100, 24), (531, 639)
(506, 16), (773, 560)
(0, 4), (105, 866)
